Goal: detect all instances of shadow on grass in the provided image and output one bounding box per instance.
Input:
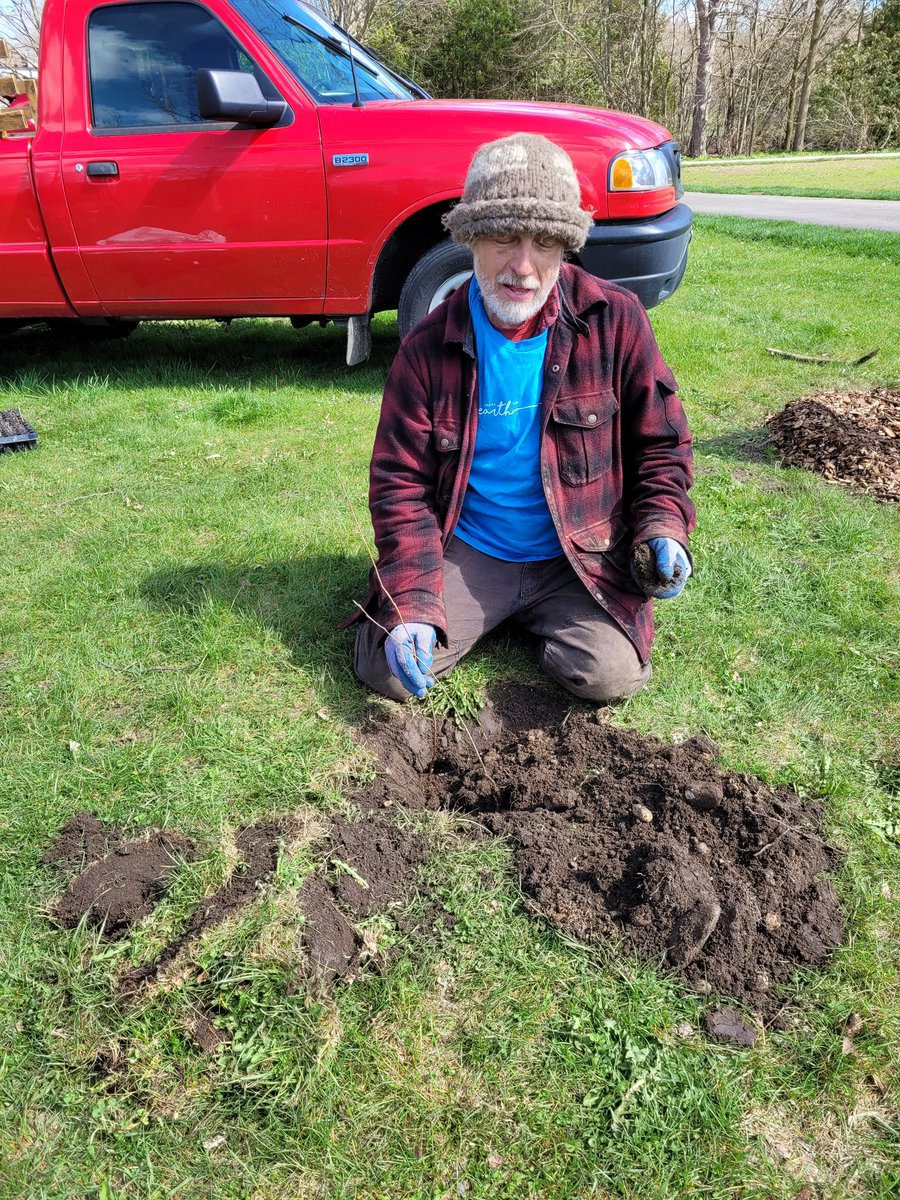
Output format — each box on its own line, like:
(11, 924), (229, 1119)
(140, 554), (540, 716)
(141, 553), (371, 710)
(694, 425), (774, 464)
(0, 316), (400, 395)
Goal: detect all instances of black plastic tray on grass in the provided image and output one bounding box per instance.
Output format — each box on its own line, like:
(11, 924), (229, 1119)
(0, 409), (37, 452)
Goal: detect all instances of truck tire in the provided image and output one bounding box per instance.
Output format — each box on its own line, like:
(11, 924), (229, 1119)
(46, 318), (140, 341)
(398, 241), (473, 339)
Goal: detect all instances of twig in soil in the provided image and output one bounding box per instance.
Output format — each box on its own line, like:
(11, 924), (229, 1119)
(766, 346), (879, 365)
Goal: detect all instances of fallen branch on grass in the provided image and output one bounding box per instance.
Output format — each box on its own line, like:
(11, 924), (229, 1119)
(765, 346), (880, 365)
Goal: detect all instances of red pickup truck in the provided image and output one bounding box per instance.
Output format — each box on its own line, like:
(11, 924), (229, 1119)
(2, 0), (692, 363)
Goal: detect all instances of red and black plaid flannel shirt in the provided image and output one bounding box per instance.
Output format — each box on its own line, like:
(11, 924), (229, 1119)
(352, 263), (695, 665)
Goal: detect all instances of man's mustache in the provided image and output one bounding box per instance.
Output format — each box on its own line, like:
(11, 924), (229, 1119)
(496, 272), (540, 291)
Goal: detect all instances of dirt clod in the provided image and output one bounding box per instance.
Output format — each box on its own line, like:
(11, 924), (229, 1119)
(299, 877), (359, 983)
(299, 817), (429, 983)
(767, 387), (900, 502)
(630, 540), (686, 596)
(189, 1014), (227, 1055)
(705, 1008), (757, 1047)
(53, 832), (196, 937)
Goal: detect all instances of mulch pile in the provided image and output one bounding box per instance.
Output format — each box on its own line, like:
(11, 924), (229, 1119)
(767, 387), (900, 502)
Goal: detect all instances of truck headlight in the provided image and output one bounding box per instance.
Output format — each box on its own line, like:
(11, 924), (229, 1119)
(609, 149), (674, 191)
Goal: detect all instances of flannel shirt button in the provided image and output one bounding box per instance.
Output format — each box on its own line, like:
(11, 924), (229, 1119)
(551, 364), (560, 373)
(440, 437), (450, 448)
(587, 413), (598, 424)
(603, 538), (610, 547)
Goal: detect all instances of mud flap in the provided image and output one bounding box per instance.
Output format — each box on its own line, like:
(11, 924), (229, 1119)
(346, 314), (372, 366)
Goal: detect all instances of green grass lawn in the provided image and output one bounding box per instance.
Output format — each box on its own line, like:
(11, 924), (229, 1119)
(1, 217), (899, 1199)
(682, 155), (900, 200)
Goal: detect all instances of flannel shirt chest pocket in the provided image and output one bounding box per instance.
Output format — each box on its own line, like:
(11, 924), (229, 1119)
(433, 422), (461, 510)
(551, 390), (619, 486)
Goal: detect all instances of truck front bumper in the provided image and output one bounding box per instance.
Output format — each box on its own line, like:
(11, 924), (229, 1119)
(577, 202), (693, 309)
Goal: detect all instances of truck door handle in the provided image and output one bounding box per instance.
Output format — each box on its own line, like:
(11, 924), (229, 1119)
(86, 161), (119, 178)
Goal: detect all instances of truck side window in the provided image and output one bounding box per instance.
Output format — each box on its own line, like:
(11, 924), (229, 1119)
(88, 2), (271, 129)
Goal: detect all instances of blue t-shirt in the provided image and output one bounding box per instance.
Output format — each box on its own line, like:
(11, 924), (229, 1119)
(454, 279), (562, 562)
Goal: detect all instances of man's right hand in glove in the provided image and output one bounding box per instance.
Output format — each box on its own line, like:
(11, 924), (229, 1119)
(384, 623), (437, 698)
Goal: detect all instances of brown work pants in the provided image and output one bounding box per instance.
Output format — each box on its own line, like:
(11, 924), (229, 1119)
(354, 536), (651, 704)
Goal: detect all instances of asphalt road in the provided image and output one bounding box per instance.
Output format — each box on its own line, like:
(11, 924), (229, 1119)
(684, 191), (900, 232)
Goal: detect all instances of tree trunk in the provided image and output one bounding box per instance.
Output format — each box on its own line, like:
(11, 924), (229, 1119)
(688, 0), (720, 156)
(783, 22), (806, 151)
(791, 0), (827, 152)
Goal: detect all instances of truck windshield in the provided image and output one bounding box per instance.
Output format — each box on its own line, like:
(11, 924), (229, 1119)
(230, 0), (418, 103)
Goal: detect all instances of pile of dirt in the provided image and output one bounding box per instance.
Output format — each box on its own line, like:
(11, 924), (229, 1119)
(767, 387), (900, 502)
(52, 829), (196, 937)
(299, 818), (429, 983)
(45, 811), (432, 993)
(120, 821), (287, 996)
(43, 684), (846, 1032)
(355, 686), (844, 1011)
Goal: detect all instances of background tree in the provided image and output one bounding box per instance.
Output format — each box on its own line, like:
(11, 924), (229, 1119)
(0, 0), (42, 70)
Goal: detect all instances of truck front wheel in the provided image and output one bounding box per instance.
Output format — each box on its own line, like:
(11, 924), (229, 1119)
(397, 241), (473, 339)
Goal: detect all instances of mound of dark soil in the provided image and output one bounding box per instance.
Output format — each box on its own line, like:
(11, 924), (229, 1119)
(53, 832), (196, 937)
(767, 387), (900, 502)
(43, 810), (123, 870)
(299, 818), (429, 983)
(356, 686), (844, 1010)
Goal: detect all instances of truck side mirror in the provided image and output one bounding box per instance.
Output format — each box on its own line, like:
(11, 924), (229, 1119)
(196, 69), (286, 127)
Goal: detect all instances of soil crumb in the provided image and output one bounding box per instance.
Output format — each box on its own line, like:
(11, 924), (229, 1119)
(356, 690), (844, 1009)
(189, 1013), (227, 1055)
(299, 817), (429, 983)
(44, 811), (123, 870)
(767, 387), (900, 502)
(53, 832), (196, 937)
(120, 821), (286, 996)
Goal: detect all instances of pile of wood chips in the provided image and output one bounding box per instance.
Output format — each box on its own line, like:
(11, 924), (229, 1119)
(766, 388), (900, 503)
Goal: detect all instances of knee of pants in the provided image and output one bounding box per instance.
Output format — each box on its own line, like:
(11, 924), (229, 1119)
(540, 640), (651, 704)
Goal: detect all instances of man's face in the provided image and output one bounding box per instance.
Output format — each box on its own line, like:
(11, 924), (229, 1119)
(472, 233), (564, 328)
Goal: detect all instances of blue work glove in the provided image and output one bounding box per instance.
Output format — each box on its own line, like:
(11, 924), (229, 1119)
(384, 623), (437, 698)
(643, 537), (692, 599)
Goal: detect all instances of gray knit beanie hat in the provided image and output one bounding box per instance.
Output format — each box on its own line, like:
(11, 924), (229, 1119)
(443, 133), (593, 252)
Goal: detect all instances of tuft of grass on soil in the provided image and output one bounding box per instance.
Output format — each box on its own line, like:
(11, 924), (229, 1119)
(1, 218), (899, 1199)
(681, 154), (900, 200)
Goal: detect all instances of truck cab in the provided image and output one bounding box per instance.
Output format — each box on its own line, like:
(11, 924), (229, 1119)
(1, 0), (691, 361)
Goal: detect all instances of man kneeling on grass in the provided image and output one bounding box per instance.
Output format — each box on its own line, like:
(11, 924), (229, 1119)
(350, 133), (696, 703)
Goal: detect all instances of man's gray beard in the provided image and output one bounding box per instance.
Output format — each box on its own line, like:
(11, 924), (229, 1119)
(474, 262), (559, 328)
